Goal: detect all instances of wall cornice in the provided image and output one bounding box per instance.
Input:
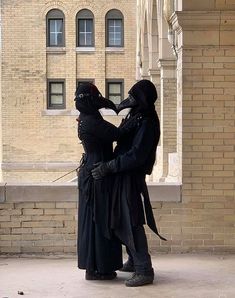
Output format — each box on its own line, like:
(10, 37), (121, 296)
(170, 11), (235, 32)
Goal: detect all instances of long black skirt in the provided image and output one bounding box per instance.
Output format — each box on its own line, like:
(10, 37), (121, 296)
(77, 166), (122, 273)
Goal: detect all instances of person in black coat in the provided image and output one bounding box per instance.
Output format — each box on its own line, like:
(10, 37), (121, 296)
(74, 82), (140, 281)
(92, 80), (166, 287)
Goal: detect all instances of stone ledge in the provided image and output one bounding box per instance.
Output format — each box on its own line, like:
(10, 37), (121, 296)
(41, 109), (128, 117)
(0, 183), (181, 203)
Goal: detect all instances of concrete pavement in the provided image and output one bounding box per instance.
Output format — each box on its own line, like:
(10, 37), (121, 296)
(0, 254), (235, 298)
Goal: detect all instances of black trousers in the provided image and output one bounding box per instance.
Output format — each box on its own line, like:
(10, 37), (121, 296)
(125, 225), (153, 275)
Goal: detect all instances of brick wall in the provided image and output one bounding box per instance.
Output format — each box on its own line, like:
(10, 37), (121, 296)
(0, 184), (180, 255)
(167, 10), (235, 253)
(0, 181), (234, 254)
(1, 0), (136, 182)
(0, 202), (77, 254)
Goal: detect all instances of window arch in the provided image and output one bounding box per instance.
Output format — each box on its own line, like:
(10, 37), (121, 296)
(46, 9), (65, 47)
(76, 9), (94, 47)
(106, 9), (124, 47)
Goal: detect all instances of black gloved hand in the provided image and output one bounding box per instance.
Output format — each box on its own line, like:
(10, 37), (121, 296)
(91, 160), (116, 180)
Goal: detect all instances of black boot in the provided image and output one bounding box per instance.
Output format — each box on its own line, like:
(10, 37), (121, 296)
(119, 260), (135, 272)
(85, 271), (117, 280)
(125, 270), (154, 287)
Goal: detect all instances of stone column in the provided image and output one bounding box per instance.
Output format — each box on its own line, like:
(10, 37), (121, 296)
(156, 58), (177, 181)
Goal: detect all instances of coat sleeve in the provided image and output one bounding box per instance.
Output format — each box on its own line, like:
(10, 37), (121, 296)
(113, 119), (158, 172)
(85, 118), (120, 142)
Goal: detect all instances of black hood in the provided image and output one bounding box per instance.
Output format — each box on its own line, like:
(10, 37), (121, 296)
(117, 80), (158, 113)
(74, 83), (117, 114)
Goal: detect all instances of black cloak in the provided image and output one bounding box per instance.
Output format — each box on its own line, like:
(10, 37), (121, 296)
(75, 83), (123, 273)
(111, 80), (166, 251)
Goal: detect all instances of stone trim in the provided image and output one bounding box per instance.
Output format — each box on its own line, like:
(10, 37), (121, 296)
(170, 11), (221, 32)
(1, 163), (79, 171)
(46, 47), (66, 54)
(171, 11), (235, 31)
(0, 183), (181, 203)
(76, 47), (95, 53)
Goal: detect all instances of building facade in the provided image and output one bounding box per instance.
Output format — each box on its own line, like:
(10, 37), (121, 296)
(0, 0), (235, 254)
(1, 0), (137, 182)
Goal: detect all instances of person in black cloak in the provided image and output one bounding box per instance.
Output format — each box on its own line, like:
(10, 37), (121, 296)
(74, 82), (141, 281)
(92, 79), (166, 287)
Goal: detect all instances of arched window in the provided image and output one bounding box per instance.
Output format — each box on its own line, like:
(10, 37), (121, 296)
(76, 9), (94, 47)
(106, 9), (124, 47)
(46, 9), (65, 47)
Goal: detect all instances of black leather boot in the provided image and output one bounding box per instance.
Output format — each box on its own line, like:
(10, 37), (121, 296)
(125, 270), (154, 287)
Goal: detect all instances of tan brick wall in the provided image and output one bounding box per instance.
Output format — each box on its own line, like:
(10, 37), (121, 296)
(0, 201), (77, 254)
(176, 45), (235, 253)
(1, 196), (234, 254)
(1, 0), (136, 182)
(183, 0), (235, 10)
(165, 10), (235, 253)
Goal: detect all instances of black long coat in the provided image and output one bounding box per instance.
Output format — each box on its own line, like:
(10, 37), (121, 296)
(77, 112), (123, 273)
(111, 111), (165, 250)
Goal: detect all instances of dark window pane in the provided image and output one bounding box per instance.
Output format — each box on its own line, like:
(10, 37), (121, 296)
(109, 19), (115, 27)
(78, 19), (93, 46)
(79, 19), (85, 32)
(57, 20), (63, 32)
(79, 33), (85, 46)
(57, 33), (63, 46)
(49, 20), (56, 32)
(115, 20), (122, 28)
(50, 33), (56, 46)
(49, 19), (63, 46)
(86, 19), (93, 32)
(108, 19), (122, 46)
(86, 33), (92, 46)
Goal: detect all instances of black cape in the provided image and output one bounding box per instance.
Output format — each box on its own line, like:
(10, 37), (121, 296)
(111, 111), (166, 251)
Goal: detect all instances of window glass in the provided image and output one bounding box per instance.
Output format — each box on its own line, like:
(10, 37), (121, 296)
(107, 82), (123, 105)
(77, 10), (94, 47)
(51, 95), (63, 105)
(108, 19), (122, 46)
(47, 9), (65, 47)
(48, 81), (65, 109)
(109, 83), (121, 94)
(51, 83), (63, 93)
(106, 10), (123, 47)
(78, 19), (93, 46)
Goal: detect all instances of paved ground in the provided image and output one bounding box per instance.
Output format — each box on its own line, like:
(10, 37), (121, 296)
(0, 254), (235, 298)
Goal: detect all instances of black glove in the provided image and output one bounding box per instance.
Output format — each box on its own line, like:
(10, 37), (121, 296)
(119, 113), (142, 135)
(91, 160), (116, 180)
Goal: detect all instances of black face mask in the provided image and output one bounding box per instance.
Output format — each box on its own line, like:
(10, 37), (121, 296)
(75, 94), (118, 115)
(116, 94), (138, 113)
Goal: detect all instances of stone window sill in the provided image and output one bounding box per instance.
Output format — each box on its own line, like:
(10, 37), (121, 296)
(46, 47), (66, 54)
(76, 47), (95, 53)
